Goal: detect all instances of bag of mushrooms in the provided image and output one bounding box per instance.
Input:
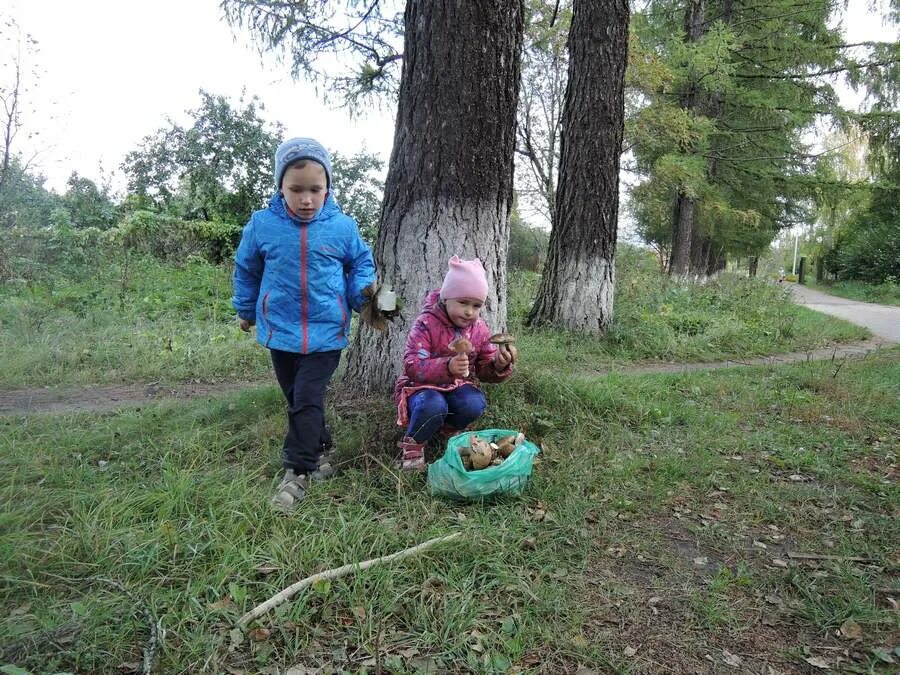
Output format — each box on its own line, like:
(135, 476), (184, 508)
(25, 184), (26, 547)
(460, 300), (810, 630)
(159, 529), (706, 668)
(427, 429), (540, 501)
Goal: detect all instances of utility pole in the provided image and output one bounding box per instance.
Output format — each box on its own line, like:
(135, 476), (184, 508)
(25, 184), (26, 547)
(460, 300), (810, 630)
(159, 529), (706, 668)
(792, 235), (799, 275)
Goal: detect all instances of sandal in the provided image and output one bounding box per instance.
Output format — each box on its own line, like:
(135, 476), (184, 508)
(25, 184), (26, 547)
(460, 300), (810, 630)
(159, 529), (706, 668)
(311, 430), (337, 480)
(271, 470), (310, 512)
(311, 448), (337, 481)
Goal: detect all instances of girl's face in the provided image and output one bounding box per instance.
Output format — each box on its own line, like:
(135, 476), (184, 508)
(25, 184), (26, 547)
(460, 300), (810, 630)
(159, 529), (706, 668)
(281, 161), (327, 221)
(444, 297), (484, 329)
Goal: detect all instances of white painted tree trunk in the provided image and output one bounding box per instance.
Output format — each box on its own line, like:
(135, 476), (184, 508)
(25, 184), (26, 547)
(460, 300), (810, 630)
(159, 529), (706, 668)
(343, 0), (525, 393)
(528, 0), (629, 334)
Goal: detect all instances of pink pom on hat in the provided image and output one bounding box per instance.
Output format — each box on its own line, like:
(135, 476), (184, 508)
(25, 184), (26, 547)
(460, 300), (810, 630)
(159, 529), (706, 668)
(439, 255), (489, 301)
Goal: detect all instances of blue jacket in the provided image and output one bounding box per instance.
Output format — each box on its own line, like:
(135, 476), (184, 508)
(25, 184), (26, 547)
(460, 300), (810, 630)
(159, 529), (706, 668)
(232, 192), (376, 354)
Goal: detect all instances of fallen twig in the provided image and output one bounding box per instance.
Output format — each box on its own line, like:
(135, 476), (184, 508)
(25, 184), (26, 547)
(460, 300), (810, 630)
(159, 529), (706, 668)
(237, 532), (462, 629)
(786, 552), (872, 563)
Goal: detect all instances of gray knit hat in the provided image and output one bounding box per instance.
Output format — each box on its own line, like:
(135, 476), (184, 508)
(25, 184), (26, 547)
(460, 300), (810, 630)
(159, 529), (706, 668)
(273, 137), (333, 189)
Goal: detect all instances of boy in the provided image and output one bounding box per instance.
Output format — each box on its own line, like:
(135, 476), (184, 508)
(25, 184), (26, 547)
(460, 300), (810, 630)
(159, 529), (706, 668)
(232, 137), (375, 510)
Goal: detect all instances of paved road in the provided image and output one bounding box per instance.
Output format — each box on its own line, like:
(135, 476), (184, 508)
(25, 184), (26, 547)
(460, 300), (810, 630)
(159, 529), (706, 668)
(787, 283), (900, 344)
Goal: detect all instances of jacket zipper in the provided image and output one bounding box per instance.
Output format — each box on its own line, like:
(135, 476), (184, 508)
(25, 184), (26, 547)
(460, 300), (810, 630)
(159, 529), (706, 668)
(300, 225), (308, 353)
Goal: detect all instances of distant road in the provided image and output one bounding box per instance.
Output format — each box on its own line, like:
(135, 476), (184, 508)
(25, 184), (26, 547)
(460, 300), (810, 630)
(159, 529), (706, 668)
(787, 283), (900, 344)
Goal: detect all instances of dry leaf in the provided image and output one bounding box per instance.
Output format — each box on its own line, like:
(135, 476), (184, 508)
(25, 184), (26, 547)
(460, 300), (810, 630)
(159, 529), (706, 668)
(693, 556), (709, 566)
(255, 564), (279, 575)
(722, 650), (743, 667)
(248, 627), (271, 642)
(771, 558), (789, 568)
(803, 655), (830, 669)
(839, 618), (862, 639)
(352, 606), (367, 620)
(623, 646), (637, 657)
(208, 595), (236, 611)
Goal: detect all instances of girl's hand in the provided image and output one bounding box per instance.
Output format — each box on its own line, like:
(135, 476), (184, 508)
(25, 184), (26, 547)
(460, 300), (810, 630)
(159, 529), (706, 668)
(448, 352), (470, 378)
(494, 344), (517, 369)
(239, 318), (255, 333)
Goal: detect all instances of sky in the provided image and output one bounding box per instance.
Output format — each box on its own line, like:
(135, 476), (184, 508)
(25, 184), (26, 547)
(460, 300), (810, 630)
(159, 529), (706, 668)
(5, 0), (396, 194)
(4, 0), (897, 202)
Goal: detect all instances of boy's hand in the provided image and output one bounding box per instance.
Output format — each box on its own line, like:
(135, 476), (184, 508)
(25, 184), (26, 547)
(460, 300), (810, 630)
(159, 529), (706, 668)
(448, 353), (470, 378)
(494, 344), (517, 369)
(239, 318), (255, 333)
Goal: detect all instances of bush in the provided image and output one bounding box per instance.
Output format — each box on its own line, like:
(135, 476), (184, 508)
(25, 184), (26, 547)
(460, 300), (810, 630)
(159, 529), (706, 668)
(111, 211), (242, 263)
(508, 219), (549, 272)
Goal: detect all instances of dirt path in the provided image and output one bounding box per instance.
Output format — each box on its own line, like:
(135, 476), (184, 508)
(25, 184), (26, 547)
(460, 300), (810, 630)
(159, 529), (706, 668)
(0, 381), (261, 416)
(2, 340), (893, 415)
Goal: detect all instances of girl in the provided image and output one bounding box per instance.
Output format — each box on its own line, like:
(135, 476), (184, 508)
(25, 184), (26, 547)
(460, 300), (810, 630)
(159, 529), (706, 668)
(393, 256), (517, 471)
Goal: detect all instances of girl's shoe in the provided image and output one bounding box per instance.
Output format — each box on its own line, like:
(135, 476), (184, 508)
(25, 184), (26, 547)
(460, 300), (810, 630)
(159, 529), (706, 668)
(397, 436), (426, 472)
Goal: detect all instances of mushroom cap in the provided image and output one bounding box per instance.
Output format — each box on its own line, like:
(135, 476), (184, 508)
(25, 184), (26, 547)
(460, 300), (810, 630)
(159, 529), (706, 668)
(449, 337), (472, 353)
(489, 333), (516, 344)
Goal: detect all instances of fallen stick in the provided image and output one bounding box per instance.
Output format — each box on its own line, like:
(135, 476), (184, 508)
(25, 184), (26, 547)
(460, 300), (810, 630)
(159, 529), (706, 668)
(786, 552), (872, 563)
(237, 531), (462, 629)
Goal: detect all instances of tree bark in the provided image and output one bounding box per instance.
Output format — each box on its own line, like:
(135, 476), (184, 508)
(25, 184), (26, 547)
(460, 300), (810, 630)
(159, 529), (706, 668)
(343, 0), (525, 393)
(668, 0), (706, 278)
(527, 0), (629, 333)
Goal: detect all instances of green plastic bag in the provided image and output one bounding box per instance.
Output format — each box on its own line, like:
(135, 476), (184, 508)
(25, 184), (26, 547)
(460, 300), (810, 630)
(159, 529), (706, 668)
(427, 429), (540, 501)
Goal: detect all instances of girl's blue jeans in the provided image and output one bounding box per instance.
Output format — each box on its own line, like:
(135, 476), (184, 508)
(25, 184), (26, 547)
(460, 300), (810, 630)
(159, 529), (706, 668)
(406, 385), (487, 442)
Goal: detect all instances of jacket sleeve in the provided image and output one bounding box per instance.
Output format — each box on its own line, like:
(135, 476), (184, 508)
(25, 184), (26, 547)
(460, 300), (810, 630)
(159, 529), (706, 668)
(344, 221), (376, 312)
(232, 218), (264, 321)
(474, 326), (514, 383)
(402, 317), (455, 386)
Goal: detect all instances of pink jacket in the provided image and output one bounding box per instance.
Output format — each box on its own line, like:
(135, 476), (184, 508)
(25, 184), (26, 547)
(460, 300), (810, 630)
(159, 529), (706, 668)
(394, 290), (514, 426)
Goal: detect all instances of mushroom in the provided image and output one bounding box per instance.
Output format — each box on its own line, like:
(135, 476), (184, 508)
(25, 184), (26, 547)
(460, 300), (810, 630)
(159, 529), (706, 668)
(468, 435), (494, 470)
(495, 434), (518, 458)
(489, 333), (518, 365)
(448, 337), (472, 377)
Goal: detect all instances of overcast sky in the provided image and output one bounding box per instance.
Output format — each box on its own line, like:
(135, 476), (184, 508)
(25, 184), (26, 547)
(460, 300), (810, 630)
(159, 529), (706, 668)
(4, 0), (897, 198)
(5, 0), (396, 193)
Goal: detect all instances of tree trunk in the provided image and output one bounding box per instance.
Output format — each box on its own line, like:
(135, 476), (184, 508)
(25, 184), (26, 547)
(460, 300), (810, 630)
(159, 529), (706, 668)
(748, 256), (758, 277)
(528, 0), (629, 333)
(668, 0), (706, 278)
(343, 0), (525, 393)
(670, 193), (695, 277)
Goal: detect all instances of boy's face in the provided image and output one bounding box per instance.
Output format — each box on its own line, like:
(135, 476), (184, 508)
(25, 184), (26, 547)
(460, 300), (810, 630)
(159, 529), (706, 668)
(281, 161), (328, 221)
(444, 297), (484, 329)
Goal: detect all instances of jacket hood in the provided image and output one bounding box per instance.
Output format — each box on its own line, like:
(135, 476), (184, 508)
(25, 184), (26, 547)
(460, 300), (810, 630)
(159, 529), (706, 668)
(420, 289), (457, 330)
(267, 190), (341, 224)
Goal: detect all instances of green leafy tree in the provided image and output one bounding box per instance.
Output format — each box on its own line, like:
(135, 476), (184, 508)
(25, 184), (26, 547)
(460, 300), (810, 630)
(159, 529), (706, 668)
(629, 0), (899, 277)
(331, 149), (384, 244)
(61, 172), (117, 230)
(0, 156), (57, 229)
(220, 0), (404, 105)
(122, 90), (283, 226)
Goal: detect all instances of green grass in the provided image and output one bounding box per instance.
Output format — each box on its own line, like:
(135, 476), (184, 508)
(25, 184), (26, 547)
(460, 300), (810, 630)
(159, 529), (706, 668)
(0, 248), (868, 388)
(3, 348), (898, 673)
(807, 280), (900, 307)
(0, 258), (270, 388)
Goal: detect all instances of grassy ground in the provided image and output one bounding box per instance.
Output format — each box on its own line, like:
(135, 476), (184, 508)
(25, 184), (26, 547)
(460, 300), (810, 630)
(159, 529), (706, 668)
(2, 346), (897, 673)
(807, 281), (900, 307)
(0, 249), (868, 389)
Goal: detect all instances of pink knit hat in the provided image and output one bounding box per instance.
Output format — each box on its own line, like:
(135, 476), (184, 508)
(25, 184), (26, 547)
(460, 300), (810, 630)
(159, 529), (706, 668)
(439, 255), (489, 301)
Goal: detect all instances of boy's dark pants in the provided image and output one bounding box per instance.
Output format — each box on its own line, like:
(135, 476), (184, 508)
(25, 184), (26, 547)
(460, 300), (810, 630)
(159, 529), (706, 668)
(270, 348), (341, 474)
